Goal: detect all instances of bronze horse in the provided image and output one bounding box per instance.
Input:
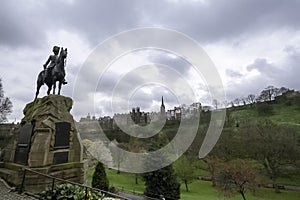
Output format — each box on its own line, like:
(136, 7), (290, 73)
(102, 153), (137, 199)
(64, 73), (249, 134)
(35, 47), (67, 99)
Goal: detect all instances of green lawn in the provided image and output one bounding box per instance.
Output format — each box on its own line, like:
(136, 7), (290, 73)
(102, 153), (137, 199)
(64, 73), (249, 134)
(87, 167), (300, 200)
(180, 181), (300, 200)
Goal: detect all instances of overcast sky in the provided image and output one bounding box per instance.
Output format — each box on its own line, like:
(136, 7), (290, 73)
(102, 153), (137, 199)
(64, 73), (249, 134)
(1, 0), (300, 122)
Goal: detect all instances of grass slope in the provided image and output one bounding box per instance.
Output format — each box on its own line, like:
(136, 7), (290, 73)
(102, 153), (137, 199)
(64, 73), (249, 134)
(87, 167), (300, 200)
(229, 103), (300, 133)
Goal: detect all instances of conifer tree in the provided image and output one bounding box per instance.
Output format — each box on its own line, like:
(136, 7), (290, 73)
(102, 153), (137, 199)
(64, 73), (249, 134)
(143, 132), (180, 200)
(92, 162), (109, 191)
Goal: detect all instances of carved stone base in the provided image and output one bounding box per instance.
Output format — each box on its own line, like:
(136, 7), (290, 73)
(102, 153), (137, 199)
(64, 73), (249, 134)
(0, 95), (86, 193)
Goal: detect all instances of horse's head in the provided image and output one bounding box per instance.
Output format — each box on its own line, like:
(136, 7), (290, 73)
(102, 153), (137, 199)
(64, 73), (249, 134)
(54, 47), (68, 72)
(60, 47), (67, 59)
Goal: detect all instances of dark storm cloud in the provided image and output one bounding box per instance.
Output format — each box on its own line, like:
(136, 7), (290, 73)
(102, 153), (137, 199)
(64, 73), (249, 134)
(0, 0), (142, 48)
(0, 1), (46, 47)
(2, 0), (300, 49)
(66, 0), (300, 44)
(140, 0), (300, 43)
(43, 0), (143, 45)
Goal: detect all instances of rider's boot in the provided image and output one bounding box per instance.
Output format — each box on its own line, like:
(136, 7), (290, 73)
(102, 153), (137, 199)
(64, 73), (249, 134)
(62, 78), (68, 85)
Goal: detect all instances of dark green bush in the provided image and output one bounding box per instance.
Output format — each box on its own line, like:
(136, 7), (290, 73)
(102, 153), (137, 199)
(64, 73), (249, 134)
(92, 162), (109, 191)
(256, 103), (274, 115)
(285, 100), (292, 106)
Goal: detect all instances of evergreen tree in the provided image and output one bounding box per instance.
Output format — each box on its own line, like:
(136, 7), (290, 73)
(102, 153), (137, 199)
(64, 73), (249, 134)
(92, 162), (109, 191)
(144, 165), (180, 200)
(143, 132), (180, 200)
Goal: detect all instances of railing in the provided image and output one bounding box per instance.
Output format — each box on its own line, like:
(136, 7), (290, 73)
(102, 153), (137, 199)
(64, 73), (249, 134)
(19, 167), (131, 200)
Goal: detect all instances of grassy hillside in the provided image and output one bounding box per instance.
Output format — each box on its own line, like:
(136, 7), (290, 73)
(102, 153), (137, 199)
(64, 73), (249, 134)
(83, 95), (300, 199)
(228, 102), (300, 133)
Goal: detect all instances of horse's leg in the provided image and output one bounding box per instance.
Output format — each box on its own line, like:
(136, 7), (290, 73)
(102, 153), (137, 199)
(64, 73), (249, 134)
(47, 84), (51, 95)
(58, 81), (62, 95)
(52, 79), (56, 94)
(35, 83), (42, 99)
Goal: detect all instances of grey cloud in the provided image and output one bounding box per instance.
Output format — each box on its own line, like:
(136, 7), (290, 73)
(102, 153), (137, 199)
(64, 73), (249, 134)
(3, 0), (300, 49)
(246, 58), (283, 79)
(280, 47), (300, 90)
(96, 71), (120, 94)
(226, 53), (300, 101)
(246, 58), (271, 72)
(147, 52), (192, 76)
(36, 0), (146, 46)
(121, 85), (179, 112)
(0, 1), (48, 48)
(0, 0), (141, 48)
(225, 69), (243, 78)
(135, 0), (300, 43)
(2, 0), (300, 121)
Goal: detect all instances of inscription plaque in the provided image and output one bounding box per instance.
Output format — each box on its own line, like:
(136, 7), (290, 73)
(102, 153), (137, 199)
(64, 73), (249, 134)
(53, 151), (68, 164)
(14, 123), (33, 165)
(54, 122), (70, 149)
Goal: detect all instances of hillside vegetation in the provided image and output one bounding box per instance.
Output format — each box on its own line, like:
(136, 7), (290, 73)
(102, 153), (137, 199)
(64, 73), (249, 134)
(82, 87), (300, 200)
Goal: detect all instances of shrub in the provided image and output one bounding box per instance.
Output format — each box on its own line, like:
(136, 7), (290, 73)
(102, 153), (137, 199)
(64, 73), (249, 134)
(256, 103), (274, 115)
(39, 183), (104, 200)
(92, 162), (109, 191)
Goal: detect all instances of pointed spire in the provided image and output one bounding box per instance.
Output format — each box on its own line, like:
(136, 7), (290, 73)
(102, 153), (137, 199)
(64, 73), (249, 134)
(160, 96), (166, 116)
(161, 96), (165, 108)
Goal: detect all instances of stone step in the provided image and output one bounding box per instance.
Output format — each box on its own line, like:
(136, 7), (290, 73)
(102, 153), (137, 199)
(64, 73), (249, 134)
(0, 167), (20, 186)
(3, 162), (24, 171)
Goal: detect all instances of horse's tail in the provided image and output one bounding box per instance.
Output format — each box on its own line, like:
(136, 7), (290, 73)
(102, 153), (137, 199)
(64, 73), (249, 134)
(37, 71), (44, 85)
(35, 71), (44, 99)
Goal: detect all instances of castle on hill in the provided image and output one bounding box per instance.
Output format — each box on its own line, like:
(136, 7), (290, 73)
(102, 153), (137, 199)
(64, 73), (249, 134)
(79, 96), (202, 130)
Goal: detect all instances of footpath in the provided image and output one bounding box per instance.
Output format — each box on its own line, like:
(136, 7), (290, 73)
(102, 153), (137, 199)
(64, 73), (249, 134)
(0, 178), (36, 200)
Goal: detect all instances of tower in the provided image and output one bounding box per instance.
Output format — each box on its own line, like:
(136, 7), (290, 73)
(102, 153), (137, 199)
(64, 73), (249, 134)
(160, 96), (166, 116)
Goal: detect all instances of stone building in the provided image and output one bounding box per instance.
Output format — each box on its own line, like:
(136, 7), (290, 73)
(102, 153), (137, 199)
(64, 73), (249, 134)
(94, 97), (202, 131)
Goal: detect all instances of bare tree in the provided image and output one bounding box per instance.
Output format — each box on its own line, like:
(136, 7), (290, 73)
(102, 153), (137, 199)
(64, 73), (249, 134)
(216, 159), (261, 200)
(233, 98), (241, 106)
(241, 98), (246, 106)
(212, 99), (219, 109)
(257, 85), (281, 102)
(278, 87), (289, 95)
(241, 120), (299, 192)
(246, 94), (256, 105)
(0, 78), (12, 122)
(203, 155), (223, 187)
(174, 155), (197, 192)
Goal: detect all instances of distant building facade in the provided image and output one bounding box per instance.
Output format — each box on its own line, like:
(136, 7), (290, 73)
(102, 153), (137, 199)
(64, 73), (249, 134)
(79, 96), (202, 130)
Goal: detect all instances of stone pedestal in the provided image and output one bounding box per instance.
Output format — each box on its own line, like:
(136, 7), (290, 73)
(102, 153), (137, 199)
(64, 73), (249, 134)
(0, 95), (86, 193)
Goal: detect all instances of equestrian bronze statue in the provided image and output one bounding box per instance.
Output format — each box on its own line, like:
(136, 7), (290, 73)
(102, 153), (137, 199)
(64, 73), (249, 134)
(35, 46), (68, 99)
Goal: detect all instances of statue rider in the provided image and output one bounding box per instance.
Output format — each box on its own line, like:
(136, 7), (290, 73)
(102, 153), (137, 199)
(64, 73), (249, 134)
(43, 46), (67, 84)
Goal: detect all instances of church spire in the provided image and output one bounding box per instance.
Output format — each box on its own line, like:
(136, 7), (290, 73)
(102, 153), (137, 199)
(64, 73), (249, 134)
(161, 96), (165, 109)
(160, 96), (165, 116)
